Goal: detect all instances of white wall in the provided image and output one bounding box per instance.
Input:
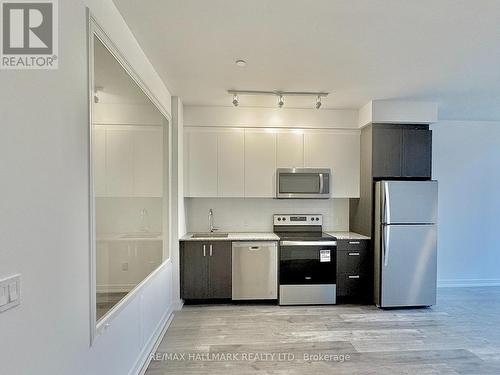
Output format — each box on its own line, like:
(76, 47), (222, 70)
(432, 121), (500, 287)
(171, 97), (185, 307)
(94, 102), (163, 125)
(0, 1), (174, 374)
(186, 198), (349, 232)
(184, 105), (358, 129)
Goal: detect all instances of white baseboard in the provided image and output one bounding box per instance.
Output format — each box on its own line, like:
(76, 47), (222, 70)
(438, 278), (500, 288)
(172, 298), (184, 311)
(129, 307), (175, 375)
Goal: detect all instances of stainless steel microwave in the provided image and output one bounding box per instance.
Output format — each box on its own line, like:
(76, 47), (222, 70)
(276, 168), (331, 199)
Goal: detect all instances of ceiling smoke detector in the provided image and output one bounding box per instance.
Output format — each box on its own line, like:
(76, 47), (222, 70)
(235, 59), (247, 67)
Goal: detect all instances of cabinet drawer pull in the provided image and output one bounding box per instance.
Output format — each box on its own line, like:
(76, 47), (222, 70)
(203, 245), (206, 257)
(349, 241), (361, 245)
(348, 252), (360, 256)
(209, 244), (213, 257)
(348, 275), (360, 279)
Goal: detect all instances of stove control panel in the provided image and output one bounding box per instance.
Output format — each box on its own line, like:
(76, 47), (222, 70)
(273, 214), (322, 226)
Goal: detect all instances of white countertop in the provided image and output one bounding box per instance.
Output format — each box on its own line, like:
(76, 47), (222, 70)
(326, 231), (371, 240)
(180, 232), (280, 242)
(180, 231), (368, 241)
(97, 233), (163, 241)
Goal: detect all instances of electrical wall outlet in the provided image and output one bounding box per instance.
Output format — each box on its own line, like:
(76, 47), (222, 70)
(121, 262), (129, 271)
(0, 274), (21, 313)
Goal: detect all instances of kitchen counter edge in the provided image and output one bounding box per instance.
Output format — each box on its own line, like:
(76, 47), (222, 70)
(326, 231), (371, 240)
(180, 232), (280, 242)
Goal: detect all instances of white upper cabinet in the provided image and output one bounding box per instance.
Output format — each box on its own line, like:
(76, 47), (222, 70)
(132, 128), (163, 197)
(106, 129), (133, 196)
(183, 127), (360, 198)
(218, 130), (245, 197)
(94, 125), (163, 197)
(185, 129), (218, 197)
(304, 131), (360, 198)
(244, 130), (276, 197)
(276, 131), (304, 168)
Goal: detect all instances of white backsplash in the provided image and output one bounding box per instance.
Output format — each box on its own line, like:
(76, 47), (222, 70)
(185, 198), (349, 232)
(95, 197), (163, 234)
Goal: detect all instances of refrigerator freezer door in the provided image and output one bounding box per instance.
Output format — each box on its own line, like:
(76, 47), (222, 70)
(380, 224), (437, 307)
(382, 181), (438, 224)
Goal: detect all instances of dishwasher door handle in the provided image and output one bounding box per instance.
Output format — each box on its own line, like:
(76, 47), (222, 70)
(249, 246), (261, 251)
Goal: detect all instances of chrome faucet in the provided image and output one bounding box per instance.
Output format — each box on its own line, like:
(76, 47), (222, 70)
(208, 208), (218, 232)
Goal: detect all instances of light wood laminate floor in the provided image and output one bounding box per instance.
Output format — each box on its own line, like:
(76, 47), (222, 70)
(146, 287), (500, 374)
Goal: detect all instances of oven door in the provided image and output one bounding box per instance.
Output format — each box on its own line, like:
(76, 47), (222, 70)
(279, 241), (336, 285)
(276, 168), (331, 199)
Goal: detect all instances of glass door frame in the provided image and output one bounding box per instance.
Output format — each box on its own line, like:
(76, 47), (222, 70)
(87, 10), (173, 346)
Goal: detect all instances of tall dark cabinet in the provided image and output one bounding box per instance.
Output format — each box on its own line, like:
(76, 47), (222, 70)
(372, 124), (432, 179)
(349, 123), (433, 302)
(350, 123), (433, 238)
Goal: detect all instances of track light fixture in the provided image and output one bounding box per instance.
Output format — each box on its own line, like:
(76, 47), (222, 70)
(278, 94), (285, 108)
(227, 90), (329, 109)
(316, 95), (322, 109)
(232, 93), (239, 107)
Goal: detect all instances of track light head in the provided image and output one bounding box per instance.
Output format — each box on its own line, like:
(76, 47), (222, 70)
(278, 94), (284, 108)
(232, 93), (239, 107)
(316, 95), (322, 109)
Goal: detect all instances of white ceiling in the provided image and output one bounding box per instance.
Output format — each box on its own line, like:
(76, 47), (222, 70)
(94, 38), (150, 104)
(113, 0), (500, 120)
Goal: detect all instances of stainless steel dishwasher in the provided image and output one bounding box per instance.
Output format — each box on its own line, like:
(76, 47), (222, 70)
(232, 242), (278, 300)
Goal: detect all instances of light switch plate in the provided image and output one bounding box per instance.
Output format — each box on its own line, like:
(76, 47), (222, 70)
(0, 274), (21, 313)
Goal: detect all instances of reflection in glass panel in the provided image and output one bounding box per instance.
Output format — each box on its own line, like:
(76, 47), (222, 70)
(92, 38), (167, 321)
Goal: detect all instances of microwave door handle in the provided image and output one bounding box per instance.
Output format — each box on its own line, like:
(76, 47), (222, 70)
(319, 173), (324, 193)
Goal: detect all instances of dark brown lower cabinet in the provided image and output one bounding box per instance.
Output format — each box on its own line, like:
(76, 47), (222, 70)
(336, 239), (372, 303)
(181, 241), (232, 301)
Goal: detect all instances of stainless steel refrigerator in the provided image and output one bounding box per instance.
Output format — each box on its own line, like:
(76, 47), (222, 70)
(374, 180), (438, 308)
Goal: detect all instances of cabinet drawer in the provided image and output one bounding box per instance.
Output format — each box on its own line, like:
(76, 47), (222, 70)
(336, 239), (369, 252)
(336, 272), (370, 298)
(337, 249), (370, 275)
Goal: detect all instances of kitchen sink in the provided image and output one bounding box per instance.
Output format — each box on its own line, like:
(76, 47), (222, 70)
(191, 233), (229, 238)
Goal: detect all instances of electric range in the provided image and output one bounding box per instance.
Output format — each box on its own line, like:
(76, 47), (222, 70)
(273, 214), (337, 305)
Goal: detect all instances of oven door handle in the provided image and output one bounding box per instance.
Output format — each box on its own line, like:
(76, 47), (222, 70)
(280, 240), (337, 246)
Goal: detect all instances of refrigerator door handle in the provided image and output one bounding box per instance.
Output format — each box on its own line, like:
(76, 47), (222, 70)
(384, 225), (391, 267)
(384, 181), (391, 224)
